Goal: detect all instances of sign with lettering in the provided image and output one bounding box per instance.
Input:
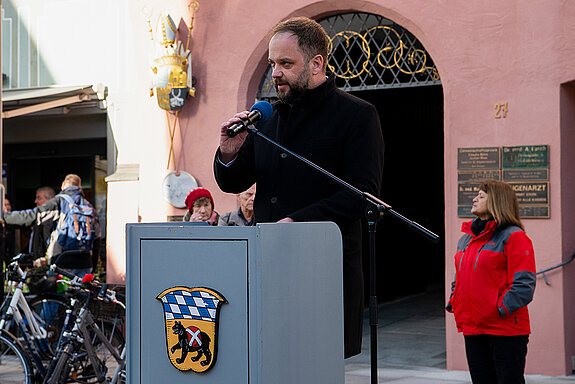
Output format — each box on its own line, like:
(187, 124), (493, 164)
(458, 147), (500, 170)
(502, 145), (549, 169)
(457, 147), (501, 217)
(457, 145), (550, 219)
(457, 183), (479, 218)
(520, 206), (549, 218)
(503, 169), (549, 182)
(509, 182), (549, 205)
(458, 183), (479, 205)
(458, 170), (501, 183)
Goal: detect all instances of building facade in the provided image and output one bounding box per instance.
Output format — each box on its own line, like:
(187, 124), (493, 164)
(2, 0), (575, 376)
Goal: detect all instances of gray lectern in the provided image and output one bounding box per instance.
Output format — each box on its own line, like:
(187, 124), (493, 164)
(126, 222), (344, 384)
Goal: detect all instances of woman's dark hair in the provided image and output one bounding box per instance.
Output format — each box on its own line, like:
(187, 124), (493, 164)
(193, 196), (212, 209)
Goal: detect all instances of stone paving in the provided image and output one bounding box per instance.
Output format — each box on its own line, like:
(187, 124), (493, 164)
(344, 289), (575, 383)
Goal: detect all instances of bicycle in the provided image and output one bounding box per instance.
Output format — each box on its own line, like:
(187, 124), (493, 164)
(3, 259), (69, 340)
(43, 265), (126, 384)
(0, 257), (125, 383)
(0, 329), (34, 383)
(0, 254), (70, 381)
(0, 272), (95, 384)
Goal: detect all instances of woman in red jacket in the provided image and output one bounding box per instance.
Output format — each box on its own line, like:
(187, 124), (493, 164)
(447, 180), (536, 384)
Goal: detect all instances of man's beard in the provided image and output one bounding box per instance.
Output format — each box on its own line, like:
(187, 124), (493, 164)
(275, 68), (310, 104)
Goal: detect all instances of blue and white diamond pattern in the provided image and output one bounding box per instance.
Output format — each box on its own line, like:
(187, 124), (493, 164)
(160, 289), (220, 322)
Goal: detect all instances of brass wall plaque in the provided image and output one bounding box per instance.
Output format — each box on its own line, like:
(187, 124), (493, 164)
(458, 183), (480, 206)
(457, 206), (474, 218)
(457, 145), (550, 219)
(457, 147), (500, 218)
(458, 170), (501, 183)
(503, 169), (549, 181)
(458, 147), (501, 170)
(502, 145), (549, 169)
(520, 206), (549, 218)
(509, 182), (549, 205)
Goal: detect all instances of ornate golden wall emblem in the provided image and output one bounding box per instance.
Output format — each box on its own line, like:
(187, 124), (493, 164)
(146, 3), (199, 111)
(143, 2), (200, 169)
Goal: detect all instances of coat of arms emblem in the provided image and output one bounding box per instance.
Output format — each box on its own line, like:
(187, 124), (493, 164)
(148, 12), (195, 111)
(143, 3), (199, 169)
(157, 286), (227, 372)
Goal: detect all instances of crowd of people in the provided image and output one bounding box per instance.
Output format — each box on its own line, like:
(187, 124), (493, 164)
(0, 178), (256, 278)
(0, 16), (537, 381)
(1, 174), (101, 277)
(182, 184), (256, 227)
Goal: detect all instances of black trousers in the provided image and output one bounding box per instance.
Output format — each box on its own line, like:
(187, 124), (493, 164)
(464, 334), (529, 384)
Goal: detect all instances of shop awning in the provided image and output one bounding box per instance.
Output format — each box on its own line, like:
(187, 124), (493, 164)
(1, 84), (107, 119)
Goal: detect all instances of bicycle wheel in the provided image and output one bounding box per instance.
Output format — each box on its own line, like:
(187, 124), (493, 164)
(44, 343), (73, 384)
(0, 330), (33, 384)
(28, 295), (70, 348)
(90, 320), (125, 383)
(54, 319), (125, 384)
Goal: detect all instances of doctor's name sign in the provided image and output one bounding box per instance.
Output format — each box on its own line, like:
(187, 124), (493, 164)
(157, 286), (227, 373)
(457, 145), (550, 218)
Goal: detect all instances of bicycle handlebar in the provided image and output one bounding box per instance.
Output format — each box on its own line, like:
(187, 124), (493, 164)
(50, 265), (125, 307)
(51, 265), (80, 281)
(9, 253), (33, 267)
(5, 254), (29, 281)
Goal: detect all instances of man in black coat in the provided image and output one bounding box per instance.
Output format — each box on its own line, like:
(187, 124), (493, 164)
(214, 17), (384, 358)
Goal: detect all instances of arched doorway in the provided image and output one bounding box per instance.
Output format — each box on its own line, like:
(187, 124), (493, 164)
(257, 12), (445, 303)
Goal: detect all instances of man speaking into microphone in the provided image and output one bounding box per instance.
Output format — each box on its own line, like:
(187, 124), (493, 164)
(213, 16), (384, 358)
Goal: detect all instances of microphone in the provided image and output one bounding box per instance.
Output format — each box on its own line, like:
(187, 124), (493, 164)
(226, 101), (273, 137)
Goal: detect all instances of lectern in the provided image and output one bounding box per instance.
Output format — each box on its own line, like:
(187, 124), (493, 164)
(126, 222), (344, 383)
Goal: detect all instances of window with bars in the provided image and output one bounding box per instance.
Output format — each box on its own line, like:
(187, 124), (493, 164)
(257, 12), (440, 100)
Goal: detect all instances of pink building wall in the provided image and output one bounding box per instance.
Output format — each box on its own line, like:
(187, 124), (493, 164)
(108, 0), (575, 375)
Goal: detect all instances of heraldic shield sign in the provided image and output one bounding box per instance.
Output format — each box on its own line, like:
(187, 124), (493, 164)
(156, 286), (227, 373)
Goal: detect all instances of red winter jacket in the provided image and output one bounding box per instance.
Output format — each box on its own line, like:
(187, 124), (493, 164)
(447, 220), (536, 336)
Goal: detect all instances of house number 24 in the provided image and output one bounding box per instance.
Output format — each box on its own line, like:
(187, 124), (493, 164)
(494, 102), (508, 119)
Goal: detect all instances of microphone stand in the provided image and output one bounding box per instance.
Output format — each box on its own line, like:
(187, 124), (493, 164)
(245, 125), (440, 384)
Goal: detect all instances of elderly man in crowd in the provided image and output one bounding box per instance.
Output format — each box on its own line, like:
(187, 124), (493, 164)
(218, 184), (256, 226)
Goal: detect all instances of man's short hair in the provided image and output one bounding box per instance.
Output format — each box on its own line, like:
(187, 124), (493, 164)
(36, 186), (56, 199)
(270, 17), (329, 72)
(63, 174), (82, 187)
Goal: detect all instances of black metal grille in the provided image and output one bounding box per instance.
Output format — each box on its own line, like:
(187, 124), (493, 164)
(257, 12), (440, 100)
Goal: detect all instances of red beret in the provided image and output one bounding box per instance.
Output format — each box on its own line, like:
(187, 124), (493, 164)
(185, 187), (214, 211)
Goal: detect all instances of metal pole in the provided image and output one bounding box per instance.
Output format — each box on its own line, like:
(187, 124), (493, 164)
(368, 219), (379, 383)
